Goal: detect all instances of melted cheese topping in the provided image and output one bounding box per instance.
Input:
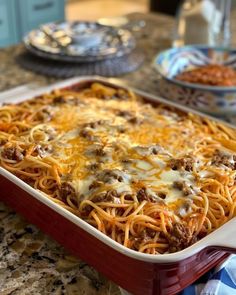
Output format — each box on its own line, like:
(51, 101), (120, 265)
(41, 95), (205, 203)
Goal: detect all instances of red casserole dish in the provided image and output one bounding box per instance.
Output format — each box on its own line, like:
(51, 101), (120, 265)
(0, 77), (235, 295)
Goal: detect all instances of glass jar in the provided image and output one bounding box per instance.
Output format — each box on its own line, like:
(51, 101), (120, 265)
(173, 0), (236, 47)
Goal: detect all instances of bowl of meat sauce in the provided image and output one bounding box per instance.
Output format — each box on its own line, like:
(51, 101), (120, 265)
(154, 45), (236, 115)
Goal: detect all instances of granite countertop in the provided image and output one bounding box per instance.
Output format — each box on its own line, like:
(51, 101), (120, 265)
(0, 13), (173, 94)
(0, 13), (173, 294)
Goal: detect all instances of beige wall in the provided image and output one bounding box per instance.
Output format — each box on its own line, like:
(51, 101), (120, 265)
(66, 0), (148, 21)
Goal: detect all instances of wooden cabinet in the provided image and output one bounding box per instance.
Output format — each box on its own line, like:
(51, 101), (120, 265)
(17, 0), (65, 36)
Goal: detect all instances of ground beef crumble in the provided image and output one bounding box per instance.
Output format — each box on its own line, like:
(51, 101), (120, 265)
(211, 149), (236, 169)
(136, 188), (159, 203)
(167, 223), (197, 253)
(58, 182), (77, 204)
(1, 147), (24, 161)
(96, 169), (125, 183)
(173, 181), (194, 196)
(169, 156), (194, 171)
(91, 190), (118, 203)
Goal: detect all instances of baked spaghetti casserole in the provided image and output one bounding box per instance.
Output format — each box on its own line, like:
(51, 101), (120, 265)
(0, 83), (236, 254)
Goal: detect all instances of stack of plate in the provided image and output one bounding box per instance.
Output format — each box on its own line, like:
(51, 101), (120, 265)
(24, 21), (136, 62)
(19, 21), (144, 77)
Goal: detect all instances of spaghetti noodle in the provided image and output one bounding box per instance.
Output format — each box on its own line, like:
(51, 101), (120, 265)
(0, 82), (236, 254)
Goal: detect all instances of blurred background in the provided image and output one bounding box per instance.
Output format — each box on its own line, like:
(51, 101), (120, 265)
(0, 0), (181, 47)
(66, 0), (148, 21)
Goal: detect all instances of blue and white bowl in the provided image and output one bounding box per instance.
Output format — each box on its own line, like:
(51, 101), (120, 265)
(154, 45), (236, 115)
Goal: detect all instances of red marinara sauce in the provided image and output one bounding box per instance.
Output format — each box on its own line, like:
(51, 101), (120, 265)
(175, 64), (236, 87)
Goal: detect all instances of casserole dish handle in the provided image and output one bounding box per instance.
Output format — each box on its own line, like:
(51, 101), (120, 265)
(207, 218), (236, 253)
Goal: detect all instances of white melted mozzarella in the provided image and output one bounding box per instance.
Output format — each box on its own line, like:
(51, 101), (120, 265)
(63, 128), (79, 140)
(114, 183), (132, 194)
(160, 170), (182, 183)
(135, 160), (153, 171)
(151, 158), (166, 169)
(123, 157), (198, 203)
(160, 170), (196, 203)
(198, 170), (214, 178)
(71, 176), (95, 200)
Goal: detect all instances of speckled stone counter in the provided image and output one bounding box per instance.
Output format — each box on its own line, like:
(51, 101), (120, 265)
(0, 13), (173, 93)
(0, 13), (173, 294)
